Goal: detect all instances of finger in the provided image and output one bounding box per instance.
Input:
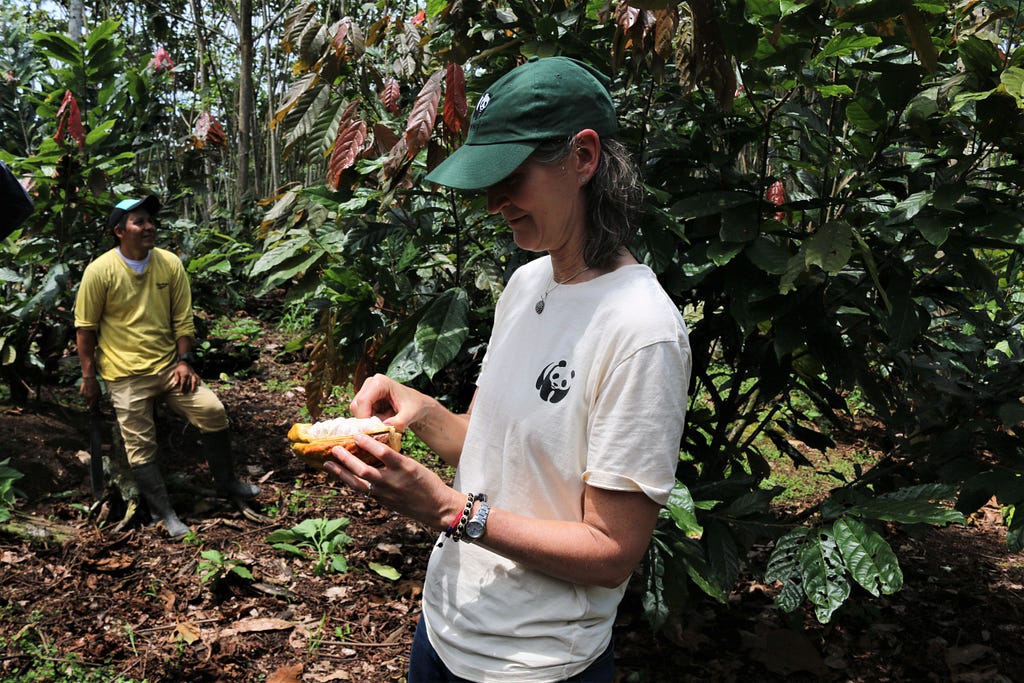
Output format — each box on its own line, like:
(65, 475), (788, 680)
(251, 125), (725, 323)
(352, 432), (396, 465)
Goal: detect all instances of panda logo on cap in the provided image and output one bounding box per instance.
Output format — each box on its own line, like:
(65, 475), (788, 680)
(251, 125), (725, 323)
(476, 93), (491, 115)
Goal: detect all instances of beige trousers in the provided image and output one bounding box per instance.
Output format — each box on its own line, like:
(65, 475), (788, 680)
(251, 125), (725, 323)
(106, 363), (229, 466)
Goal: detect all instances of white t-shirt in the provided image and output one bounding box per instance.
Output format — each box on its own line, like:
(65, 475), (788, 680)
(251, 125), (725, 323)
(422, 255), (692, 682)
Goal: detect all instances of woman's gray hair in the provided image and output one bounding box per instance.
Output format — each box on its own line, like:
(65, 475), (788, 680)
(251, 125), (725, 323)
(531, 135), (642, 270)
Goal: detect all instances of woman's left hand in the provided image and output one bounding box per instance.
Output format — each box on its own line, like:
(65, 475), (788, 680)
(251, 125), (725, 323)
(322, 432), (463, 532)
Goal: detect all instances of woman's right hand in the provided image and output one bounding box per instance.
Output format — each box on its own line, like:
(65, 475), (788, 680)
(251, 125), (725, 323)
(349, 374), (426, 432)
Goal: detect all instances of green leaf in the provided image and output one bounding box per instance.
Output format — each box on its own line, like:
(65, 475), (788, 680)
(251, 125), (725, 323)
(765, 526), (811, 613)
(231, 566), (255, 580)
(664, 483), (702, 535)
(369, 562), (401, 580)
(814, 33), (882, 64)
(413, 288), (470, 380)
(746, 237), (792, 275)
(85, 119), (117, 147)
(833, 517), (903, 597)
(804, 221), (851, 274)
(799, 526), (850, 623)
(670, 191), (756, 219)
(31, 31), (82, 63)
(270, 542), (307, 558)
(846, 496), (964, 525)
(703, 519), (741, 590)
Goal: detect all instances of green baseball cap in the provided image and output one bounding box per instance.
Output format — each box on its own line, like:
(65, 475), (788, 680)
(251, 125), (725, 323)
(425, 56), (619, 190)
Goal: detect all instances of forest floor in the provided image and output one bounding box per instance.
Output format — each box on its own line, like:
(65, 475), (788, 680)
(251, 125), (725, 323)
(2, 322), (1023, 683)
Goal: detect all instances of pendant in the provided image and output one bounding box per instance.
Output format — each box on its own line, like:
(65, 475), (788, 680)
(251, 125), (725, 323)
(535, 299), (545, 314)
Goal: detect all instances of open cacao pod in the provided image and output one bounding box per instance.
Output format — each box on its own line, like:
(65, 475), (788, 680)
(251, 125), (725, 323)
(288, 417), (401, 469)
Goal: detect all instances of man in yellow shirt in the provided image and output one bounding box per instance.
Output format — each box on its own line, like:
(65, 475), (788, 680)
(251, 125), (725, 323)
(75, 195), (259, 538)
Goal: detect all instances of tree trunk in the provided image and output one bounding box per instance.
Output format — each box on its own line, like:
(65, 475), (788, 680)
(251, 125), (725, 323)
(68, 0), (85, 41)
(236, 0), (254, 209)
(189, 0), (215, 220)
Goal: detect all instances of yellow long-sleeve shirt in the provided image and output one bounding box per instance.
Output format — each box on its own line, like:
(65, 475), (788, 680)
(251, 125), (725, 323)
(74, 247), (195, 380)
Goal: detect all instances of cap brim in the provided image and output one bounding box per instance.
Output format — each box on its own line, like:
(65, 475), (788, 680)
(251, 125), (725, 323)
(425, 141), (538, 190)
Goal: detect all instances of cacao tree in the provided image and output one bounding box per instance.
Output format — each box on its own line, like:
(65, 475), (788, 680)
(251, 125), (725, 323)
(258, 0), (1024, 627)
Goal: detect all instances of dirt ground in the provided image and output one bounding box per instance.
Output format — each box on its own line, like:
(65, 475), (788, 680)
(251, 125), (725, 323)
(2, 331), (1023, 683)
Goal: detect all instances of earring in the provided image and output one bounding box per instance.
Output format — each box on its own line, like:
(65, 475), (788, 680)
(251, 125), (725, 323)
(579, 176), (588, 184)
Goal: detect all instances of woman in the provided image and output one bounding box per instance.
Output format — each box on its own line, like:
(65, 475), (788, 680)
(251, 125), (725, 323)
(324, 56), (692, 682)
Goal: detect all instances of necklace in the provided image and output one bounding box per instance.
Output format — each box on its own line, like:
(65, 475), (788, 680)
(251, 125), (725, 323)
(535, 265), (591, 314)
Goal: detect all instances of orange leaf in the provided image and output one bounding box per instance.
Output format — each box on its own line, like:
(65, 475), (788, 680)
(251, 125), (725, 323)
(404, 70), (443, 161)
(327, 113), (367, 190)
(443, 63), (468, 141)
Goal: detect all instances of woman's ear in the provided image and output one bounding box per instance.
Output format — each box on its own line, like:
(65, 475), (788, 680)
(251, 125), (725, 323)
(573, 129), (601, 184)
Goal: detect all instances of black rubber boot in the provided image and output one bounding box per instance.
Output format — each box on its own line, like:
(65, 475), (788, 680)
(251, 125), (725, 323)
(132, 463), (190, 538)
(203, 429), (260, 499)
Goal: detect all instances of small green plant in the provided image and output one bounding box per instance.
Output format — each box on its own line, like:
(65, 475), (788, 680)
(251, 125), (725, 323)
(0, 458), (25, 523)
(197, 549), (255, 587)
(334, 623), (353, 642)
(285, 482), (311, 515)
(277, 300), (316, 333)
(308, 614), (327, 654)
(266, 517), (352, 575)
(182, 530), (203, 546)
(124, 622), (138, 656)
(265, 377), (298, 392)
(209, 316), (263, 341)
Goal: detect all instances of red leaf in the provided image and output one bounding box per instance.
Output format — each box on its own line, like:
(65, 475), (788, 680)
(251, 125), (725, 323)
(404, 70), (442, 161)
(54, 90), (85, 151)
(442, 63), (467, 142)
(327, 105), (367, 190)
(411, 9), (425, 25)
(380, 78), (401, 114)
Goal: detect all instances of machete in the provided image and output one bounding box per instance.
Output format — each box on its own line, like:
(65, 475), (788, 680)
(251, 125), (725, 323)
(88, 404), (105, 502)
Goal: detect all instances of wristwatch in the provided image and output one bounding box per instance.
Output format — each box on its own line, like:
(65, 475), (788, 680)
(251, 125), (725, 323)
(177, 351), (196, 365)
(464, 502), (491, 543)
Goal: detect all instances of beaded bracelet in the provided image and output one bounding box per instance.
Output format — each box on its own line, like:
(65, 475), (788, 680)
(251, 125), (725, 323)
(437, 492), (476, 548)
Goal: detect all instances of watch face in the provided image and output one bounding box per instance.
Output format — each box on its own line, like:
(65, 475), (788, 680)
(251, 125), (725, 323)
(465, 521), (484, 539)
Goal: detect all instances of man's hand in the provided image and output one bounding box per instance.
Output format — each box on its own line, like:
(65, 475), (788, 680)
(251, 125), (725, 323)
(80, 376), (100, 408)
(174, 360), (200, 393)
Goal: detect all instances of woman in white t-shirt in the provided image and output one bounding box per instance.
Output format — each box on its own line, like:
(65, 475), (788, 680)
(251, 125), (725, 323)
(323, 56), (692, 683)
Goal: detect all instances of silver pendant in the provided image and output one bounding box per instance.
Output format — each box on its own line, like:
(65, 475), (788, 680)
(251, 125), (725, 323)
(535, 299), (545, 314)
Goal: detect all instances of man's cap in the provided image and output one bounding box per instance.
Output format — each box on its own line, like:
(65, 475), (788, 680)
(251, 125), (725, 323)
(425, 56), (619, 190)
(107, 195), (160, 229)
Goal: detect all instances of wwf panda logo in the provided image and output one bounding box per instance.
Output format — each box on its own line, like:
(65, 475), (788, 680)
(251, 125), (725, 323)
(536, 360), (575, 404)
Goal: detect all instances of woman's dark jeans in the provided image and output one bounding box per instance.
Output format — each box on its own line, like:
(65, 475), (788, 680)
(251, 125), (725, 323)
(407, 617), (615, 682)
